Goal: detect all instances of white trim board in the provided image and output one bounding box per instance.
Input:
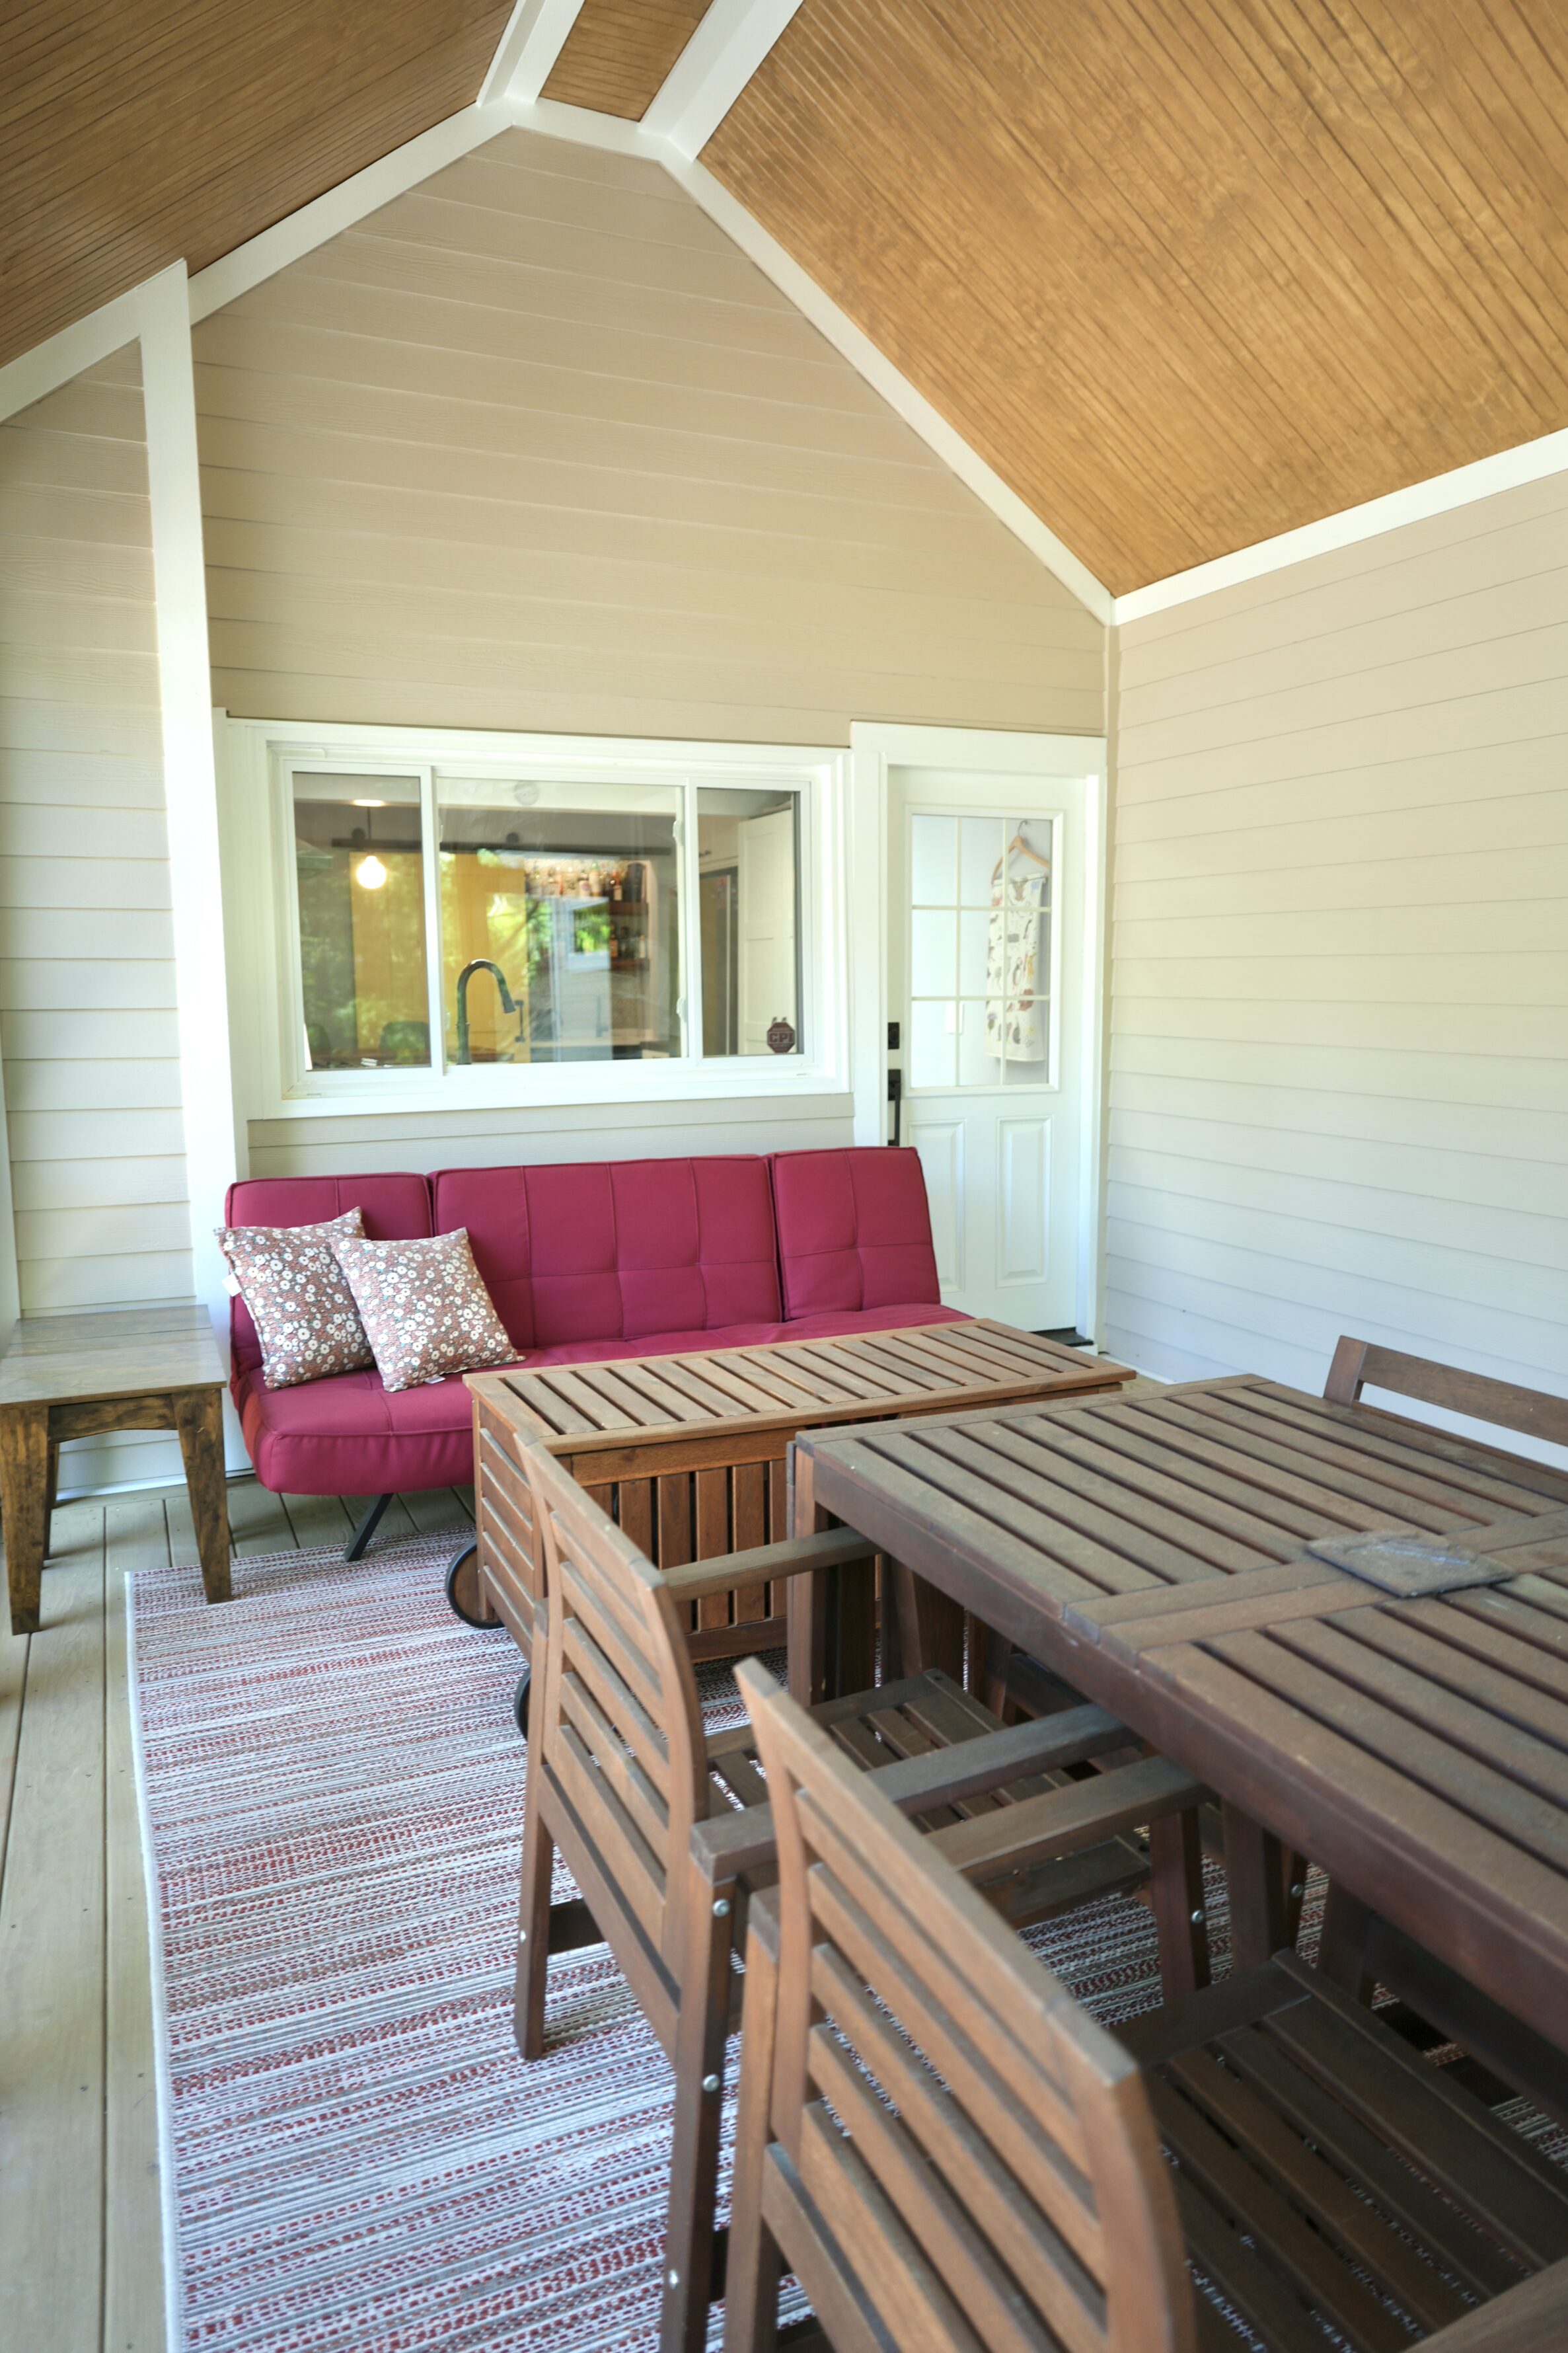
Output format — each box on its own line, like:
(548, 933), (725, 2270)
(140, 264), (241, 1345)
(643, 0), (806, 158)
(481, 0), (587, 106)
(1115, 426), (1568, 622)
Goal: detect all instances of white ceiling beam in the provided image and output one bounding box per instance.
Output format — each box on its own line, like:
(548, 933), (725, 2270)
(482, 0), (589, 106)
(642, 0), (805, 159)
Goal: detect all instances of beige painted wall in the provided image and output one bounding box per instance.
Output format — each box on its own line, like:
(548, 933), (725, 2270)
(1106, 471), (1568, 1420)
(195, 123), (1104, 1178)
(0, 348), (193, 1489)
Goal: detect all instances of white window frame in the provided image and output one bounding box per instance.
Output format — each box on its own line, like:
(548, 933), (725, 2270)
(215, 715), (849, 1120)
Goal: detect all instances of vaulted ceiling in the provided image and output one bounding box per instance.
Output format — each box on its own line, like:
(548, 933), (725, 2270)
(0, 0), (513, 370)
(702, 0), (1568, 592)
(541, 0), (712, 118)
(9, 1), (1568, 596)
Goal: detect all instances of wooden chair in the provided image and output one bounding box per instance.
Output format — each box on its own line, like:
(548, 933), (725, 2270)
(728, 1663), (1568, 2353)
(1322, 1336), (1568, 2108)
(514, 1436), (1208, 2353)
(1324, 1334), (1568, 1450)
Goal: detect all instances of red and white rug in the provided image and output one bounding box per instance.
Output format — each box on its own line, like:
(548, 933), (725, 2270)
(128, 1533), (1251, 2352)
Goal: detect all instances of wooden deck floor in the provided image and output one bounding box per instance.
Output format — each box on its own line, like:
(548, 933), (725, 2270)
(0, 1476), (476, 2353)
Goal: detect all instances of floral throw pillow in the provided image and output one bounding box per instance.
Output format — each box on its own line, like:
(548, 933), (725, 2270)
(330, 1228), (517, 1392)
(217, 1208), (375, 1389)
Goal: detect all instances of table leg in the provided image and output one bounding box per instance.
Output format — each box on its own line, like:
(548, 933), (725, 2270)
(0, 1401), (50, 1635)
(1148, 1808), (1211, 1999)
(786, 1447), (829, 1707)
(1223, 1801), (1292, 1969)
(173, 1387), (231, 1605)
(1319, 1880), (1374, 2003)
(883, 1562), (964, 1688)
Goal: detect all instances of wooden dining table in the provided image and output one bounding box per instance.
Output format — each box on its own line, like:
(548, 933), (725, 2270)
(790, 1371), (1568, 2069)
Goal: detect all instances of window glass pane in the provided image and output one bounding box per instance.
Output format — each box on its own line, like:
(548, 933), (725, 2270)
(292, 772), (429, 1069)
(909, 997), (956, 1088)
(911, 908), (957, 996)
(992, 820), (1053, 1081)
(910, 814), (955, 906)
(697, 787), (802, 1057)
(959, 816), (999, 906)
(436, 777), (680, 1065)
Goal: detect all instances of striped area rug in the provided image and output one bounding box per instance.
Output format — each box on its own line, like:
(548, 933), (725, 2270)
(128, 1533), (1252, 2351)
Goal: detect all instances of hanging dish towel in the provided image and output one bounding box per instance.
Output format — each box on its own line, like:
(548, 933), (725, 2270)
(985, 843), (1048, 1063)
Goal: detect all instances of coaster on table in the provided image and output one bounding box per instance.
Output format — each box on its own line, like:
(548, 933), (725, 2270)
(217, 1206), (374, 1389)
(1305, 1529), (1513, 1597)
(331, 1227), (517, 1391)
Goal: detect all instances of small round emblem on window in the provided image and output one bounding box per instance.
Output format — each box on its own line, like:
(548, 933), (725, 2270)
(766, 1015), (796, 1056)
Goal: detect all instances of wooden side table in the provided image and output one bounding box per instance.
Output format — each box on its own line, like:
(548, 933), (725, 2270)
(0, 1302), (231, 1633)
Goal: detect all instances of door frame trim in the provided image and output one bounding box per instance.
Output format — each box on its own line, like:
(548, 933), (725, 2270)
(848, 722), (1109, 1344)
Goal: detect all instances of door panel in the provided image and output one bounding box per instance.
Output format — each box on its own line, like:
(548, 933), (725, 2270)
(911, 1120), (964, 1290)
(998, 1118), (1051, 1288)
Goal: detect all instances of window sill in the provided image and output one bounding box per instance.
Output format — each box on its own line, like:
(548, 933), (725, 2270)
(268, 1059), (844, 1119)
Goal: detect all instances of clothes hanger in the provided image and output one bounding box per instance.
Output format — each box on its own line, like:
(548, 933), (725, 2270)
(992, 828), (1050, 878)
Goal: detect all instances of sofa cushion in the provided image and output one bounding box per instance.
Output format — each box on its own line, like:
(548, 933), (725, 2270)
(430, 1157), (782, 1351)
(223, 1175), (433, 1379)
(769, 1147), (943, 1319)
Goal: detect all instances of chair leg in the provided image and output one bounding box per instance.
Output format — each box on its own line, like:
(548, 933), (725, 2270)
(344, 1492), (392, 1561)
(724, 1917), (784, 2353)
(660, 1874), (737, 2353)
(515, 1780), (556, 2061)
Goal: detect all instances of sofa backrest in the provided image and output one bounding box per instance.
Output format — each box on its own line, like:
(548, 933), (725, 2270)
(430, 1155), (782, 1350)
(768, 1145), (942, 1317)
(223, 1173), (433, 1375)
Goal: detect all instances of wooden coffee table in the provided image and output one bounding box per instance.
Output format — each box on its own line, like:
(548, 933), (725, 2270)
(0, 1301), (231, 1633)
(465, 1321), (1132, 1685)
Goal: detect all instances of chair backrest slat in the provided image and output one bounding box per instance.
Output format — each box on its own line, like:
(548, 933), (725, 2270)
(523, 1439), (709, 1970)
(1325, 1336), (1568, 1450)
(740, 1661), (1196, 2353)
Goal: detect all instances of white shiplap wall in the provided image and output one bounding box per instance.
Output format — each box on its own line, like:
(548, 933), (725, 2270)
(1106, 469), (1568, 1424)
(0, 348), (194, 1488)
(195, 123), (1105, 1178)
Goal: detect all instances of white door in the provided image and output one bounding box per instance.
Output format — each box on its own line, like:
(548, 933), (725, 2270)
(889, 767), (1091, 1331)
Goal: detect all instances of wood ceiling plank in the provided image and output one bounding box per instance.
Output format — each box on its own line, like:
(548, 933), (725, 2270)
(541, 0), (711, 120)
(703, 0), (1568, 592)
(0, 0), (515, 371)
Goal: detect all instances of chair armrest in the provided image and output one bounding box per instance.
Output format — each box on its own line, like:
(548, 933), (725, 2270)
(661, 1525), (876, 1605)
(869, 1703), (1133, 1813)
(1424, 2261), (1568, 2349)
(929, 1752), (1205, 1881)
(689, 1703), (1144, 1886)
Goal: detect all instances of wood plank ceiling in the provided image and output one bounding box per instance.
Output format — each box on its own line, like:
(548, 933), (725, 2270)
(702, 0), (1568, 592)
(541, 0), (712, 118)
(0, 0), (515, 371)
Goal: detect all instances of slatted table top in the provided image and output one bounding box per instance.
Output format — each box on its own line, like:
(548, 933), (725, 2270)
(796, 1371), (1568, 2054)
(467, 1319), (1131, 1453)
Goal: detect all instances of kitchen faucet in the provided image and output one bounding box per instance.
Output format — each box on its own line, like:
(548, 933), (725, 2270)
(455, 958), (518, 1063)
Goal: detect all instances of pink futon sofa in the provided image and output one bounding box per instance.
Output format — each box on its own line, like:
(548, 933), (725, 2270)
(225, 1147), (965, 1553)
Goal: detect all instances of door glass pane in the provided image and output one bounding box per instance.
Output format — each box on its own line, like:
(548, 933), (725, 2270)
(697, 787), (802, 1056)
(958, 908), (989, 997)
(292, 772), (429, 1069)
(909, 997), (956, 1088)
(959, 816), (999, 906)
(955, 999), (992, 1086)
(435, 777), (680, 1064)
(911, 908), (956, 995)
(910, 814), (956, 906)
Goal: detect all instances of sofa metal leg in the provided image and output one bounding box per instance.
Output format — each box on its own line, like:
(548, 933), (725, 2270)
(344, 1492), (392, 1561)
